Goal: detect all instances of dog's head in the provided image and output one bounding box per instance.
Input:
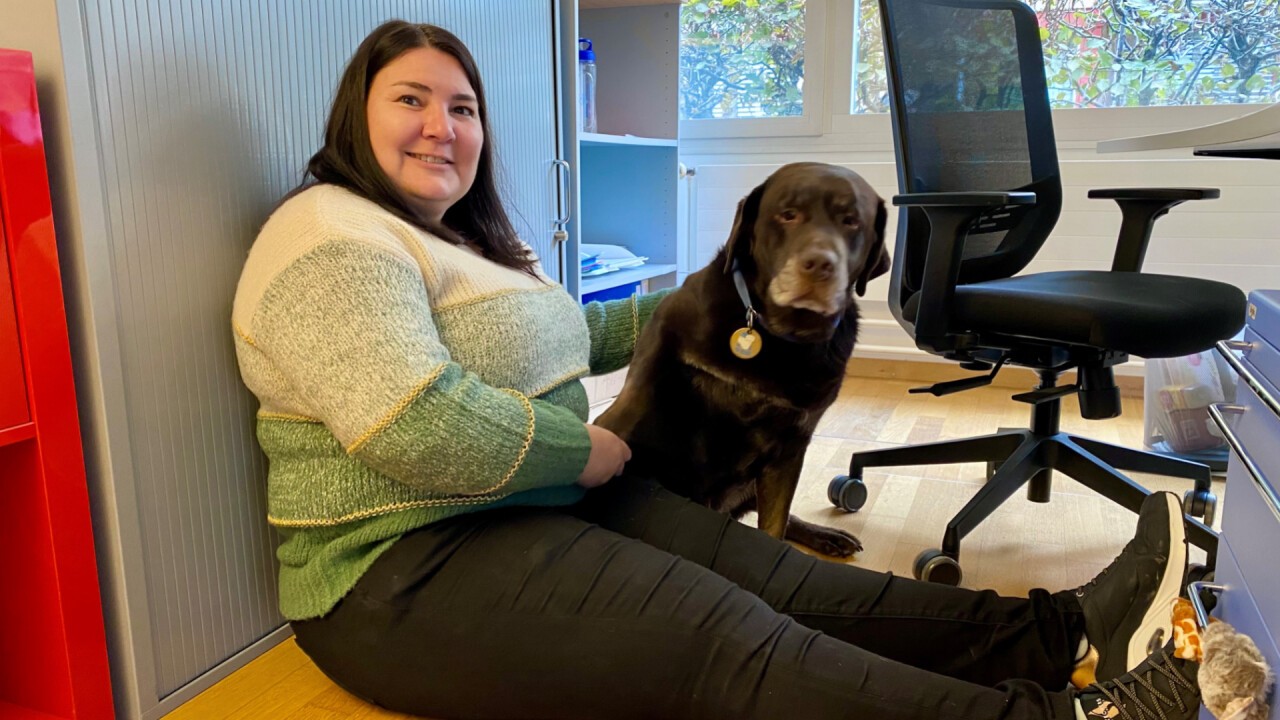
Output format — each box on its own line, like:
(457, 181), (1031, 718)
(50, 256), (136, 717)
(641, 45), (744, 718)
(722, 162), (890, 342)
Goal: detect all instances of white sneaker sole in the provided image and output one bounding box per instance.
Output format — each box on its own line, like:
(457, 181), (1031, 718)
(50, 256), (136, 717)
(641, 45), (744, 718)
(1127, 492), (1187, 671)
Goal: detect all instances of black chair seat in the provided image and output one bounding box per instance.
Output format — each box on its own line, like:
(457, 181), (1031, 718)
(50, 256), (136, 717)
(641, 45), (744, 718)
(906, 271), (1245, 358)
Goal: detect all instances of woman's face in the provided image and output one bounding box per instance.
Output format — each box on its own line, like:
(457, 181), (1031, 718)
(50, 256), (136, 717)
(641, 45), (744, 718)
(366, 47), (483, 224)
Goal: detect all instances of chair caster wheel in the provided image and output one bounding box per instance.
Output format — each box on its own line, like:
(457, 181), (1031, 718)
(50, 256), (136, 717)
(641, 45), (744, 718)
(1187, 563), (1214, 584)
(913, 549), (963, 586)
(1183, 489), (1217, 527)
(1187, 563), (1219, 614)
(828, 475), (867, 512)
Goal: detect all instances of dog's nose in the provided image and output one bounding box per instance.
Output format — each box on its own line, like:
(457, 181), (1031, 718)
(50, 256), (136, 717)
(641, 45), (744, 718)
(799, 249), (838, 280)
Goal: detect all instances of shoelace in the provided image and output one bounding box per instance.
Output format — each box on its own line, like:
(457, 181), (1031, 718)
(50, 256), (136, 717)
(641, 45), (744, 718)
(1085, 650), (1196, 720)
(1074, 539), (1129, 598)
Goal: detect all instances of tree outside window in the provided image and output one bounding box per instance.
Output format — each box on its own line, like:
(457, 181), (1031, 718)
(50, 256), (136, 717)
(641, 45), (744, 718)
(851, 0), (1280, 114)
(680, 0), (807, 119)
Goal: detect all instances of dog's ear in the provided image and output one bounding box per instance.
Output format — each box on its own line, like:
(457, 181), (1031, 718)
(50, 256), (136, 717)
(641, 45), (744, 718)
(855, 198), (891, 297)
(722, 182), (766, 274)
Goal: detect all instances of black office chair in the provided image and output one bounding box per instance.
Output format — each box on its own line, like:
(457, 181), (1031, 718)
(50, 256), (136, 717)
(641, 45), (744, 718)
(827, 0), (1246, 585)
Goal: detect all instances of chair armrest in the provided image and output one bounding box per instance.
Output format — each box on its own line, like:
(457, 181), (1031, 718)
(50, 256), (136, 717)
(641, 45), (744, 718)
(893, 191), (1037, 207)
(1087, 188), (1219, 201)
(895, 192), (1037, 352)
(1089, 187), (1220, 272)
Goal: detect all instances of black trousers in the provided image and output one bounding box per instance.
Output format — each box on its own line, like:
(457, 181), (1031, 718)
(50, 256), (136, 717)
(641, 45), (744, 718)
(292, 479), (1086, 720)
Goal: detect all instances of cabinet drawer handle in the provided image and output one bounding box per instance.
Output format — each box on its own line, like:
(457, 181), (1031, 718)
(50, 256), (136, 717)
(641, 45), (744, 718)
(1208, 402), (1280, 527)
(1186, 581), (1227, 630)
(1217, 340), (1280, 422)
(552, 159), (571, 226)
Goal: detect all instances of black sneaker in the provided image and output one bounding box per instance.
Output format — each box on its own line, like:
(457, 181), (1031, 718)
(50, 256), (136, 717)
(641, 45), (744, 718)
(1076, 643), (1199, 720)
(1073, 492), (1188, 682)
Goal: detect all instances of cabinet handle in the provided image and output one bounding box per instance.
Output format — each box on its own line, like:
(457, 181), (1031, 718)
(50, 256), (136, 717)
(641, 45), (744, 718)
(1208, 401), (1280, 527)
(552, 159), (571, 226)
(1186, 581), (1227, 630)
(1216, 340), (1280, 422)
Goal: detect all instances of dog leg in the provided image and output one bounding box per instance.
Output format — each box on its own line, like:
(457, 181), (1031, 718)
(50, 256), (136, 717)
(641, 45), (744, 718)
(757, 458), (864, 557)
(755, 455), (804, 540)
(785, 516), (863, 557)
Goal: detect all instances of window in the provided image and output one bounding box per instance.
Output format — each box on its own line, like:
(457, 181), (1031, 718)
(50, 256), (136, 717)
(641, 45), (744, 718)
(679, 0), (827, 137)
(850, 0), (1280, 115)
(850, 0), (888, 114)
(680, 0), (807, 119)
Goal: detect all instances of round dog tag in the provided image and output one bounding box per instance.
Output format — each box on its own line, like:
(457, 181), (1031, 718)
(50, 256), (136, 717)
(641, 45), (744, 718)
(730, 327), (762, 359)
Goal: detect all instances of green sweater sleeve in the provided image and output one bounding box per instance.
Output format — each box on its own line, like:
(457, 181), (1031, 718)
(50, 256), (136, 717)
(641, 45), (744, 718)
(582, 288), (673, 375)
(249, 240), (591, 497)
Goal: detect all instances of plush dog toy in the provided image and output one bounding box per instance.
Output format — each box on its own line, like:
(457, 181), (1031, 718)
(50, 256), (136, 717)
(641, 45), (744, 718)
(1171, 597), (1274, 720)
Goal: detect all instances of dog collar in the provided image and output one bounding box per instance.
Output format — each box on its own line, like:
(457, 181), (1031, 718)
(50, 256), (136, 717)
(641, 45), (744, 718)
(730, 261), (766, 358)
(729, 261), (841, 358)
(731, 263), (767, 331)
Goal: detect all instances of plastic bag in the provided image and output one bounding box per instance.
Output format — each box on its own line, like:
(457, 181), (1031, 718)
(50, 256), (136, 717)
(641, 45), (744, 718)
(1143, 350), (1234, 454)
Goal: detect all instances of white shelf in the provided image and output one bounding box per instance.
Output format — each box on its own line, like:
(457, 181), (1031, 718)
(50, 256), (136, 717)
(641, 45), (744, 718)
(581, 263), (677, 295)
(580, 132), (677, 148)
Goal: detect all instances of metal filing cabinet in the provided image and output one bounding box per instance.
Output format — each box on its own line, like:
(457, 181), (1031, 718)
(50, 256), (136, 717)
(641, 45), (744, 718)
(1206, 289), (1280, 720)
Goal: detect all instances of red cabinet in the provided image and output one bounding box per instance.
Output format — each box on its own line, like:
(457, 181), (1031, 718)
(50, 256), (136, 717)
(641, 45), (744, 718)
(0, 233), (30, 430)
(0, 49), (114, 719)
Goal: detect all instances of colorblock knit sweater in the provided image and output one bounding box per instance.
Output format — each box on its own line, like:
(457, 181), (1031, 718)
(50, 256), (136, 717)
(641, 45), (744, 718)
(232, 184), (667, 620)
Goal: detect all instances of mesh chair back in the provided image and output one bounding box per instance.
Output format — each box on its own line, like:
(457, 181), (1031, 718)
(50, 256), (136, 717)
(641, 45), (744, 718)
(879, 0), (1063, 325)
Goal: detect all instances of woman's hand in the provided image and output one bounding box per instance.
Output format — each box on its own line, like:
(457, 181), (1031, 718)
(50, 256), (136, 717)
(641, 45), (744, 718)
(578, 424), (631, 488)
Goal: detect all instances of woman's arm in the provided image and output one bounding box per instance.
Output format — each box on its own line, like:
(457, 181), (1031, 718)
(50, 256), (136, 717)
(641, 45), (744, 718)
(246, 239), (591, 497)
(581, 288), (673, 376)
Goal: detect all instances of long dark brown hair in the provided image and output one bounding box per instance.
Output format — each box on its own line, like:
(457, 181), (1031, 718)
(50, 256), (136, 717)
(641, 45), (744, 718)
(302, 20), (537, 276)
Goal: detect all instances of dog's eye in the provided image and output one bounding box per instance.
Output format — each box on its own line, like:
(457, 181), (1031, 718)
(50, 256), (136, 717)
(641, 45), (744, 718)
(842, 214), (861, 229)
(778, 209), (800, 223)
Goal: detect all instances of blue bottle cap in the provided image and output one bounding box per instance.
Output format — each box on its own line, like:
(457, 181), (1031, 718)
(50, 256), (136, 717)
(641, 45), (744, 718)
(578, 38), (595, 62)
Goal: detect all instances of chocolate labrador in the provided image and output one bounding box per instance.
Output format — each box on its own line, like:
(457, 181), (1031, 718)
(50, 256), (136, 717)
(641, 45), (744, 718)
(596, 162), (889, 557)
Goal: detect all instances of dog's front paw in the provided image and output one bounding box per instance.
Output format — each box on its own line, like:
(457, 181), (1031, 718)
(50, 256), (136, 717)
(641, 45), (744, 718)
(786, 518), (863, 557)
(810, 527), (863, 557)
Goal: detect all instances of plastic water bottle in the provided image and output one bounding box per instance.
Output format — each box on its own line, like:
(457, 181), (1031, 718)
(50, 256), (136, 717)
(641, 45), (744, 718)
(578, 38), (597, 133)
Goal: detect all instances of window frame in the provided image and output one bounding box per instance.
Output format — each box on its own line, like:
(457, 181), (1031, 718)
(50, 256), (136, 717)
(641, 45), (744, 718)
(827, 0), (1277, 146)
(827, 0), (891, 140)
(678, 0), (830, 139)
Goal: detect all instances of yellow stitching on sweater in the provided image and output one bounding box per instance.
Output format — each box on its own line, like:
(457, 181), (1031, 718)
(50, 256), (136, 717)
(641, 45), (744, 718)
(434, 284), (559, 313)
(267, 492), (516, 527)
(528, 366), (590, 398)
(258, 411), (321, 424)
(232, 321), (258, 349)
(269, 388), (548, 527)
(477, 388), (538, 495)
(632, 294), (640, 348)
(346, 363), (449, 454)
(343, 380), (536, 494)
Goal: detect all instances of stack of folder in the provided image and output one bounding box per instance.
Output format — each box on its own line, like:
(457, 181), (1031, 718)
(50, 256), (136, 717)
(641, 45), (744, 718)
(580, 243), (648, 277)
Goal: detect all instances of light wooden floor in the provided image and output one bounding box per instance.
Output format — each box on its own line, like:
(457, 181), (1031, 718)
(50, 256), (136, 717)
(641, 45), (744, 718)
(164, 376), (1223, 720)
